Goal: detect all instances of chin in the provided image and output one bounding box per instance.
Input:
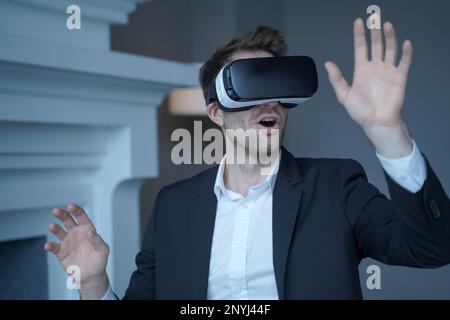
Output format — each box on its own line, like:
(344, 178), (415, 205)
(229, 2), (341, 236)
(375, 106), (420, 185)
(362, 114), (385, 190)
(257, 131), (281, 154)
(264, 143), (279, 154)
(256, 141), (280, 158)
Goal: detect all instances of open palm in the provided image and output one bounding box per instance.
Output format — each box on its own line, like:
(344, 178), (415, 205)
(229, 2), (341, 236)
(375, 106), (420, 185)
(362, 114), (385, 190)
(44, 205), (109, 286)
(325, 19), (413, 129)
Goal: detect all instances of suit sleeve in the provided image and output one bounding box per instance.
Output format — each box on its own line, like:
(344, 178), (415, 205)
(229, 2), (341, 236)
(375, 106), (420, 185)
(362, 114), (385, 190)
(122, 186), (167, 299)
(340, 157), (450, 267)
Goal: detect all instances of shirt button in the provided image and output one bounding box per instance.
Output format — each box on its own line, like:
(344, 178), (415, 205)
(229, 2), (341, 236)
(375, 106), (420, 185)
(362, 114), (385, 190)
(428, 198), (441, 218)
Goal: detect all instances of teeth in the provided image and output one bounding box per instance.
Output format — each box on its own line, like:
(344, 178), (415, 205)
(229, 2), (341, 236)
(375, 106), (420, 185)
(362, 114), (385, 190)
(261, 117), (275, 122)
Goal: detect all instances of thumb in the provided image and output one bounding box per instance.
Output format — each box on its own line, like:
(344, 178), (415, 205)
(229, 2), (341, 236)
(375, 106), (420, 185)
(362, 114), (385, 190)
(324, 61), (350, 105)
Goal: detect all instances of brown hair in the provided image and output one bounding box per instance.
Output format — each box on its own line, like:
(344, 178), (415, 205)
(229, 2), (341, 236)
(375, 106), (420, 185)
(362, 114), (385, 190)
(199, 25), (288, 102)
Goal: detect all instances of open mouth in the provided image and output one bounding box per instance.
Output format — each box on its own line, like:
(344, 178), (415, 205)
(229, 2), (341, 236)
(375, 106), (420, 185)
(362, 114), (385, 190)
(258, 117), (277, 128)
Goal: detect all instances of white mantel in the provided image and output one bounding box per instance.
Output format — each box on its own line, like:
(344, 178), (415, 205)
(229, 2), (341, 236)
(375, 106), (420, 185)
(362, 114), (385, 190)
(0, 0), (198, 299)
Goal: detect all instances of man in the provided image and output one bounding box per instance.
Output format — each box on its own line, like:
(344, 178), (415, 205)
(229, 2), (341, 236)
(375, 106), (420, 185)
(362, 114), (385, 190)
(45, 19), (449, 299)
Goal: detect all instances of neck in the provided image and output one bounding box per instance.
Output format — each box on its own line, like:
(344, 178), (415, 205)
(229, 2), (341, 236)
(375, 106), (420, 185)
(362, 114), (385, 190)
(223, 147), (280, 197)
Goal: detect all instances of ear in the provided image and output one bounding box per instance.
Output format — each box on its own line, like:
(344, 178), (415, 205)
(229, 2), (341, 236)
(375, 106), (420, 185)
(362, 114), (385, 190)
(206, 102), (224, 127)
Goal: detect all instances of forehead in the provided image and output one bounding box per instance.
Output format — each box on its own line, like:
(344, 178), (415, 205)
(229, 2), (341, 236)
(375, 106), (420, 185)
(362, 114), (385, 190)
(229, 50), (274, 62)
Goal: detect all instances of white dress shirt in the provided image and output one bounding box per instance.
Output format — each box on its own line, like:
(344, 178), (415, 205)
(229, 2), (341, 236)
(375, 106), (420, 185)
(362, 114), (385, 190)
(376, 140), (426, 193)
(207, 153), (281, 299)
(101, 140), (427, 300)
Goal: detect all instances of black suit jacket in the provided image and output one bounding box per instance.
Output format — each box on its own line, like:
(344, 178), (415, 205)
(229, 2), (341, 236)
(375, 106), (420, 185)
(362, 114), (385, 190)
(124, 147), (450, 299)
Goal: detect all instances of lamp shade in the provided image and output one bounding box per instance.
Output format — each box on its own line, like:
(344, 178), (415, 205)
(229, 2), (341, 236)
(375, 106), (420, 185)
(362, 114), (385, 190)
(167, 86), (207, 116)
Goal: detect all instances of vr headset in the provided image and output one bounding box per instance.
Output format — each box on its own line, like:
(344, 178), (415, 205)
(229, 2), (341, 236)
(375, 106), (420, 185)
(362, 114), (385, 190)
(206, 56), (318, 112)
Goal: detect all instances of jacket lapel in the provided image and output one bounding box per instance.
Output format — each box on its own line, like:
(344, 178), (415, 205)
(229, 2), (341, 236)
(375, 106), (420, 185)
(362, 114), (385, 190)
(272, 147), (304, 299)
(189, 167), (218, 299)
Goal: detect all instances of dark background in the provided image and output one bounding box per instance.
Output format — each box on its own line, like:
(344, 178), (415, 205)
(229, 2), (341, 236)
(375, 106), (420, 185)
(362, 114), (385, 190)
(111, 0), (450, 299)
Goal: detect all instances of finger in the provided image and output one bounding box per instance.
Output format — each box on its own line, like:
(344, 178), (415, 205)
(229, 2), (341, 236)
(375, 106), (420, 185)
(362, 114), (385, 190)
(325, 61), (350, 105)
(384, 22), (398, 65)
(353, 18), (368, 67)
(44, 241), (60, 255)
(53, 208), (77, 230)
(371, 27), (384, 62)
(398, 40), (413, 76)
(48, 223), (66, 241)
(67, 204), (94, 228)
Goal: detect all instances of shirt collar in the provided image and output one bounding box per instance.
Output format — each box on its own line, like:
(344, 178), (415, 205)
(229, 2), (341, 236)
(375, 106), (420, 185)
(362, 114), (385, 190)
(213, 152), (281, 201)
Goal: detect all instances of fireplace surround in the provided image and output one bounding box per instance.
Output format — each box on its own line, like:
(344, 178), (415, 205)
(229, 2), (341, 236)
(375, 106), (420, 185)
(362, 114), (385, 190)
(0, 0), (198, 299)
